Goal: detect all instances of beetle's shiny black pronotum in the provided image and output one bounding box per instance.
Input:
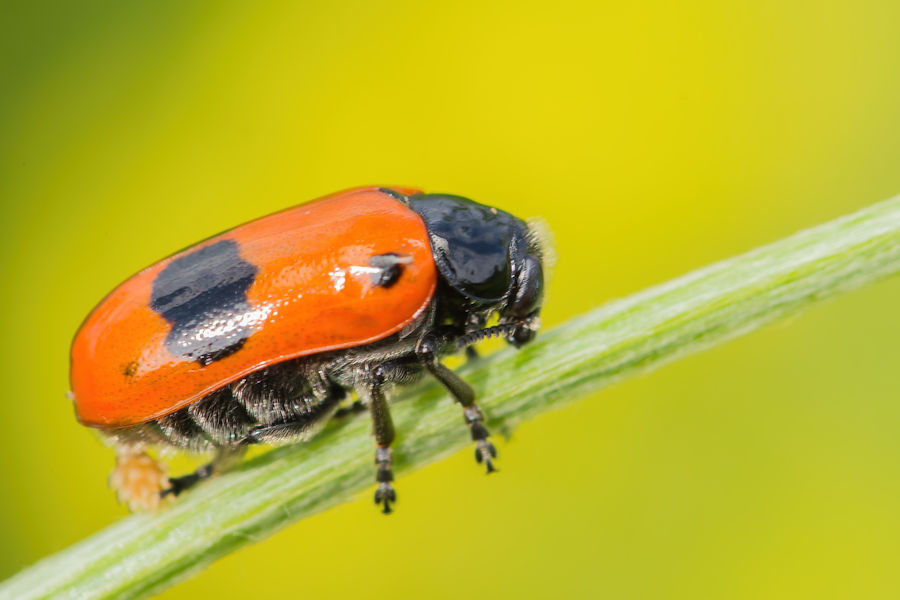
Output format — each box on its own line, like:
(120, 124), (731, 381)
(70, 186), (549, 513)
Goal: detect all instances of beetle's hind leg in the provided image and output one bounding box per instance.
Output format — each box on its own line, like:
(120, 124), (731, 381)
(416, 333), (497, 473)
(162, 446), (247, 499)
(109, 443), (244, 511)
(158, 385), (254, 499)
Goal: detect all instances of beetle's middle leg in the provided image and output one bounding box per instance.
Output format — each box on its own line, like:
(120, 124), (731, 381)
(163, 445), (246, 498)
(365, 366), (397, 514)
(415, 333), (497, 473)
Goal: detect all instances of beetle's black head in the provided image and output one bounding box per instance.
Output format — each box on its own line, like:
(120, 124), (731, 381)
(407, 193), (547, 348)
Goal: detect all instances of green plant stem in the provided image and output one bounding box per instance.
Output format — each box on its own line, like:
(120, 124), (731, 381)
(5, 197), (900, 599)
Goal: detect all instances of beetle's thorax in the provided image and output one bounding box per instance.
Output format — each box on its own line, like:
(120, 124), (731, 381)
(406, 193), (546, 348)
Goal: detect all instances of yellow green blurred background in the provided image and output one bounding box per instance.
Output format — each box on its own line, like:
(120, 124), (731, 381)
(4, 1), (900, 597)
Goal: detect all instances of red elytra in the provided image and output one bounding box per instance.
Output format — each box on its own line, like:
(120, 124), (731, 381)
(70, 187), (437, 428)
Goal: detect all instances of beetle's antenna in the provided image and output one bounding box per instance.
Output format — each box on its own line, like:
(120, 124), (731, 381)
(455, 323), (519, 349)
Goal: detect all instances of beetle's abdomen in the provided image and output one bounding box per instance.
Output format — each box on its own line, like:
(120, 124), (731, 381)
(106, 357), (347, 452)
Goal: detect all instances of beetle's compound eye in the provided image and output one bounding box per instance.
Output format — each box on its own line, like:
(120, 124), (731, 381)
(508, 255), (544, 318)
(369, 253), (412, 288)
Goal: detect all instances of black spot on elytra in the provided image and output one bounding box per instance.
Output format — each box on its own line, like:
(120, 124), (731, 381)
(151, 240), (258, 366)
(369, 253), (407, 288)
(122, 360), (139, 377)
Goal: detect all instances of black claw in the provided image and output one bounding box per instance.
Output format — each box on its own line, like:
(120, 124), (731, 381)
(162, 473), (199, 498)
(374, 483), (396, 514)
(474, 440), (498, 474)
(487, 441), (498, 458)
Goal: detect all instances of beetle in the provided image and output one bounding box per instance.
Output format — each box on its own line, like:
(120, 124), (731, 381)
(70, 186), (548, 513)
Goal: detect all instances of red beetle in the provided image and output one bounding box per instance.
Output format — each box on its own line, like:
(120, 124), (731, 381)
(71, 187), (547, 513)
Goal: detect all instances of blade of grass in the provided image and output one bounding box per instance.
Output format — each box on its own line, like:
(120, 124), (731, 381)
(4, 196), (900, 599)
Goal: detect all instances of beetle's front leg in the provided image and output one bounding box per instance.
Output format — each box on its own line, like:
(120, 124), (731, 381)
(365, 366), (397, 513)
(415, 334), (497, 473)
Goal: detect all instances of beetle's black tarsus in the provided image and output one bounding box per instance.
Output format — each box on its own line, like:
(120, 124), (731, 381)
(465, 405), (498, 473)
(161, 447), (244, 498)
(162, 464), (212, 498)
(374, 446), (396, 514)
